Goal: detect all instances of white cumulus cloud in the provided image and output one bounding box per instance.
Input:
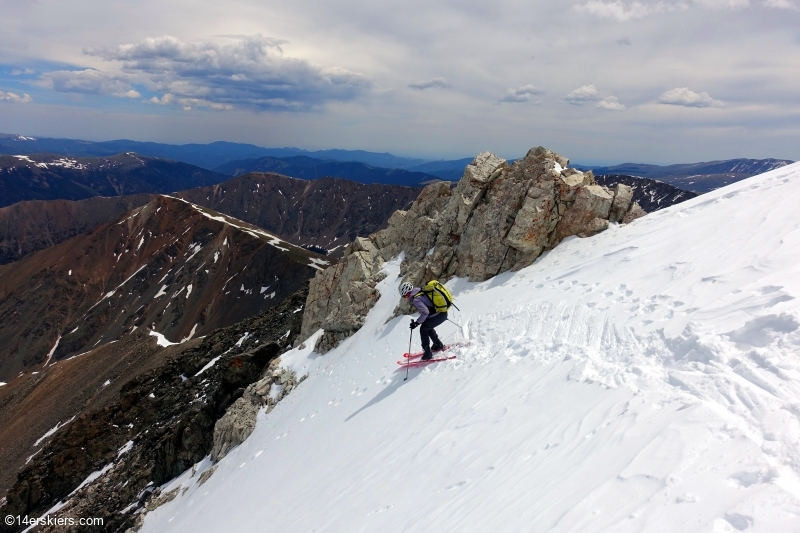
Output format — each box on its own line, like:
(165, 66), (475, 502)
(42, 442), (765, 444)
(658, 87), (725, 107)
(409, 77), (451, 90)
(0, 90), (33, 103)
(563, 84), (600, 105)
(596, 96), (626, 111)
(573, 1), (677, 21)
(499, 84), (545, 103)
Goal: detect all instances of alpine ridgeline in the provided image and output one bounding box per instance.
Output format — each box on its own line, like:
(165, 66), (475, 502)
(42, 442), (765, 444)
(301, 147), (646, 352)
(0, 195), (327, 381)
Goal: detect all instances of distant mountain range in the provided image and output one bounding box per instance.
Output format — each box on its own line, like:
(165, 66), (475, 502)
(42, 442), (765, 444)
(0, 153), (227, 207)
(403, 158), (474, 181)
(214, 155), (441, 187)
(5, 133), (792, 194)
(0, 133), (431, 171)
(583, 158), (793, 193)
(2, 132), (794, 197)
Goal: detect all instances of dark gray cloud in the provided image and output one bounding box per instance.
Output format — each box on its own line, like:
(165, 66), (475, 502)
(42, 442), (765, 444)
(38, 69), (140, 98)
(44, 35), (373, 111)
(408, 77), (451, 90)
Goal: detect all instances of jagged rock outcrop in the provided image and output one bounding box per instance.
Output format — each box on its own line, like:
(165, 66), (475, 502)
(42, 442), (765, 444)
(300, 147), (646, 351)
(623, 202), (647, 224)
(594, 174), (696, 213)
(211, 363), (302, 461)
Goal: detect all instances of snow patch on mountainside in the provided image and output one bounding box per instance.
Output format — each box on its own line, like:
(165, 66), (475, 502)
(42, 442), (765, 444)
(149, 330), (177, 348)
(33, 417), (76, 448)
(164, 194), (330, 269)
(142, 163), (800, 532)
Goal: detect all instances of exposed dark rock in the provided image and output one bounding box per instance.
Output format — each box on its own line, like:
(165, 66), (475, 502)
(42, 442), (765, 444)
(594, 174), (697, 212)
(0, 286), (308, 533)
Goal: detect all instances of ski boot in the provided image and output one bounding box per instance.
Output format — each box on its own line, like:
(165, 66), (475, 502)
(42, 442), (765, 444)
(421, 347), (434, 360)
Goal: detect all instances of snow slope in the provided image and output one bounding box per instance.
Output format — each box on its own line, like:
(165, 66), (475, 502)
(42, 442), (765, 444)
(141, 163), (800, 532)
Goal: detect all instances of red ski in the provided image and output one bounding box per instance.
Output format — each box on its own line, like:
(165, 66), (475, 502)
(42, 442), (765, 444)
(403, 342), (469, 359)
(397, 355), (456, 367)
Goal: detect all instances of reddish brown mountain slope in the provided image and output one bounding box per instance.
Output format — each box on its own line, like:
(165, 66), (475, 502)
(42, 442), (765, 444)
(0, 194), (154, 265)
(1, 174), (420, 265)
(0, 195), (328, 381)
(0, 331), (173, 498)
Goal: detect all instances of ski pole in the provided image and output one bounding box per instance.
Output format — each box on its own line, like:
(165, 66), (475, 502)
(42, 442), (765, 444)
(447, 318), (462, 328)
(404, 328), (413, 381)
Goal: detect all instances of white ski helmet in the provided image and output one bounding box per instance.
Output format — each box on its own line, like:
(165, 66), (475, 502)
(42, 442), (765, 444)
(399, 281), (414, 297)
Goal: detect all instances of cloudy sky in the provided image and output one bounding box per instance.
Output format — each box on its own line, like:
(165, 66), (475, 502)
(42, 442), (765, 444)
(1, 0), (798, 163)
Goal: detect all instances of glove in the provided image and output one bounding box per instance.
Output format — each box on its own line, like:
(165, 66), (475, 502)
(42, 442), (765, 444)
(410, 320), (419, 330)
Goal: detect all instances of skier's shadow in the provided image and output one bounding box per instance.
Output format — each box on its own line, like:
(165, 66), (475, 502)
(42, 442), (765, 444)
(345, 369), (419, 421)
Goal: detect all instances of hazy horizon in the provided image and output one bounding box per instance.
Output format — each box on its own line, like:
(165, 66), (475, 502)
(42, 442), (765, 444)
(2, 0), (798, 164)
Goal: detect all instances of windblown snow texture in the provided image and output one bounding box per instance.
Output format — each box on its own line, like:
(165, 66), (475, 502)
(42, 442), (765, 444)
(141, 163), (800, 533)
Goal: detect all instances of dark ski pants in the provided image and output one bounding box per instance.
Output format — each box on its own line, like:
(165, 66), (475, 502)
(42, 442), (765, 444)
(420, 312), (447, 351)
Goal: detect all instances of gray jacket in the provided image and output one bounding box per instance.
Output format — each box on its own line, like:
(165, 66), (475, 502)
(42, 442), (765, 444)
(409, 287), (440, 324)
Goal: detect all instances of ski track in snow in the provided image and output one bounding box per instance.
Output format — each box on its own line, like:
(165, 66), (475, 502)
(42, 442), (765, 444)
(142, 164), (800, 533)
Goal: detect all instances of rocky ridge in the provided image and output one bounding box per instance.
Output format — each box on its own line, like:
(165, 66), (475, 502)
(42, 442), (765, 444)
(0, 287), (308, 533)
(593, 174), (697, 212)
(299, 147), (646, 351)
(177, 172), (420, 257)
(0, 194), (154, 265)
(0, 195), (325, 381)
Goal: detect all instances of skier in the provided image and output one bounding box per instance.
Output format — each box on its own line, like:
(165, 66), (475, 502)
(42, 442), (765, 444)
(399, 281), (446, 360)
